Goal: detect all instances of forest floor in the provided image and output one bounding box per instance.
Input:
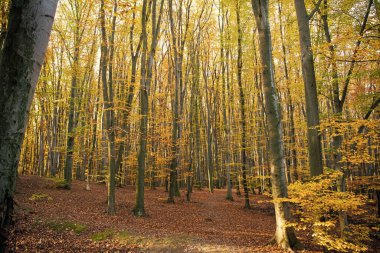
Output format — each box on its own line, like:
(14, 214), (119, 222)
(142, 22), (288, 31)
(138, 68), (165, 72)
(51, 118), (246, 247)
(7, 176), (336, 252)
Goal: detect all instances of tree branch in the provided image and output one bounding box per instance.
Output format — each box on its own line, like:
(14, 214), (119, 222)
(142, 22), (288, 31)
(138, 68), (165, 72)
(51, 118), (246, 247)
(309, 0), (323, 20)
(340, 0), (373, 109)
(358, 95), (380, 133)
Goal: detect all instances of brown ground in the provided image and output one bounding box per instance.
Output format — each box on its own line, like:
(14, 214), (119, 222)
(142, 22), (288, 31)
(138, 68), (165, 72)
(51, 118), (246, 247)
(8, 176), (324, 252)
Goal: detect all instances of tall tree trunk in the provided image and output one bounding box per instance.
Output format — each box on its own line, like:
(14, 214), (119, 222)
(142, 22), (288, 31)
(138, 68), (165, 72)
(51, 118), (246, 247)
(202, 51), (214, 194)
(64, 43), (79, 186)
(135, 0), (149, 215)
(167, 0), (191, 201)
(294, 0), (323, 176)
(277, 0), (298, 182)
(219, 4), (233, 200)
(135, 0), (164, 215)
(100, 0), (117, 215)
(49, 50), (63, 177)
(191, 42), (202, 190)
(168, 0), (181, 201)
(0, 0), (58, 249)
(251, 0), (298, 250)
(63, 0), (92, 186)
(236, 0), (250, 209)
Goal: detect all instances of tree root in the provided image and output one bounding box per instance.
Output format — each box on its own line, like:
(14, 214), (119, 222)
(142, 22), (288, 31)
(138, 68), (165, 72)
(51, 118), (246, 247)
(264, 236), (276, 246)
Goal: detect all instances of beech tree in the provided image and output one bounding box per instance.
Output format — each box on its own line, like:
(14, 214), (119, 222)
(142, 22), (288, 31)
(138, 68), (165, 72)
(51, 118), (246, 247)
(167, 0), (192, 202)
(294, 0), (324, 177)
(235, 0), (250, 209)
(0, 0), (58, 248)
(251, 0), (298, 250)
(63, 0), (94, 187)
(134, 0), (164, 216)
(99, 0), (118, 215)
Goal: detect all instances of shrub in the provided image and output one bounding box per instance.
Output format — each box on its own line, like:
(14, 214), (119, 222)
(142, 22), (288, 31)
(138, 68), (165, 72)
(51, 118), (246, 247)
(287, 170), (370, 252)
(46, 220), (87, 234)
(90, 229), (114, 241)
(29, 193), (52, 201)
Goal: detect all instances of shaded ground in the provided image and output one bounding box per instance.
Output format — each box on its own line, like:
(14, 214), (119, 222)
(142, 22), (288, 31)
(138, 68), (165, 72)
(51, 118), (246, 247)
(9, 176), (323, 252)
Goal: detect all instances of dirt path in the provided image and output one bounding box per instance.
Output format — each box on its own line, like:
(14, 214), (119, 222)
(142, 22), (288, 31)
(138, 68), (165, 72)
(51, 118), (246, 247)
(9, 176), (320, 252)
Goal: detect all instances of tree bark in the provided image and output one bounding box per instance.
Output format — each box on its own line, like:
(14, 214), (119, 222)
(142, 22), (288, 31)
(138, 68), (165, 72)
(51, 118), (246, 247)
(135, 0), (164, 215)
(168, 0), (182, 201)
(294, 0), (323, 177)
(278, 0), (298, 182)
(100, 0), (117, 215)
(236, 0), (250, 209)
(0, 0), (58, 249)
(251, 0), (298, 250)
(63, 39), (79, 186)
(167, 0), (191, 201)
(135, 0), (149, 215)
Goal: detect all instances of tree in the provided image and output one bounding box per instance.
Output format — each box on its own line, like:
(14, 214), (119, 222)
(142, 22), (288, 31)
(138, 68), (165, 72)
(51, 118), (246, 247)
(134, 0), (164, 216)
(235, 0), (250, 209)
(99, 0), (118, 215)
(63, 0), (94, 187)
(167, 0), (192, 202)
(251, 0), (298, 249)
(115, 0), (142, 177)
(317, 0), (374, 238)
(294, 0), (324, 177)
(218, 0), (233, 201)
(277, 0), (298, 182)
(0, 0), (59, 248)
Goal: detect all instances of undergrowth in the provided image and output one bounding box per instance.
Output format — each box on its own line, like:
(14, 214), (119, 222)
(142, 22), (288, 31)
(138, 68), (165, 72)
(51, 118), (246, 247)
(45, 220), (87, 234)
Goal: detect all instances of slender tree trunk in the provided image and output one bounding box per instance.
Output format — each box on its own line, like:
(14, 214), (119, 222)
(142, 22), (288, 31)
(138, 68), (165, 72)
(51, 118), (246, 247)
(251, 0), (298, 250)
(294, 0), (323, 176)
(168, 0), (181, 201)
(135, 0), (164, 214)
(202, 53), (215, 194)
(236, 0), (250, 209)
(100, 0), (117, 215)
(225, 19), (234, 199)
(0, 0), (58, 249)
(191, 44), (202, 190)
(135, 0), (149, 214)
(87, 68), (102, 189)
(167, 0), (191, 200)
(49, 53), (63, 177)
(278, 0), (298, 182)
(205, 80), (214, 193)
(221, 46), (233, 200)
(38, 120), (45, 176)
(63, 0), (92, 185)
(223, 44), (233, 200)
(64, 43), (79, 186)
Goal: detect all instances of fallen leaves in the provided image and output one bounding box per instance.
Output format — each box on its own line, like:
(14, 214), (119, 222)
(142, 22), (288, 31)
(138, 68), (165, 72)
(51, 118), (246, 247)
(8, 175), (327, 252)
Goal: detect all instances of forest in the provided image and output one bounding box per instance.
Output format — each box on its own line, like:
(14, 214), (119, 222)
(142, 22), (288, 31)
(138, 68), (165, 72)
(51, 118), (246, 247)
(0, 0), (379, 252)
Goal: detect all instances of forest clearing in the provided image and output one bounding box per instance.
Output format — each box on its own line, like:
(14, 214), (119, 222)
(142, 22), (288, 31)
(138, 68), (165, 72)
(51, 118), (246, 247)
(0, 0), (379, 252)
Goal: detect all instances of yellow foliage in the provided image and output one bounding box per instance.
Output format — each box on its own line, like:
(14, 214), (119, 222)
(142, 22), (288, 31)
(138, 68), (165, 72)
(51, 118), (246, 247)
(287, 171), (370, 252)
